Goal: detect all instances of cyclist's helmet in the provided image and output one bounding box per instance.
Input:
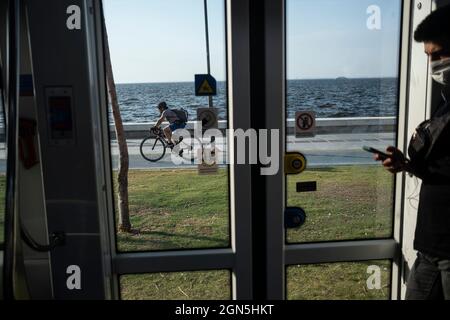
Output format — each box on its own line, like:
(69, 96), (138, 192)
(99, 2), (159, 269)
(157, 101), (168, 111)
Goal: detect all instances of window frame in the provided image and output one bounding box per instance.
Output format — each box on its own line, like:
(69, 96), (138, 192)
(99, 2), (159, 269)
(92, 0), (255, 300)
(90, 0), (415, 301)
(262, 0), (412, 300)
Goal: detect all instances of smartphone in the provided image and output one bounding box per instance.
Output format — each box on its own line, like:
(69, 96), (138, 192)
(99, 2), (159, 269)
(362, 146), (390, 161)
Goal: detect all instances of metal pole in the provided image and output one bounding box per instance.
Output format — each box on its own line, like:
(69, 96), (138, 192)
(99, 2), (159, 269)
(203, 0), (213, 108)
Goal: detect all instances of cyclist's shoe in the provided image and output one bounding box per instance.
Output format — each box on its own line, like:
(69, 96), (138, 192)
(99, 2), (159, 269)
(178, 149), (184, 157)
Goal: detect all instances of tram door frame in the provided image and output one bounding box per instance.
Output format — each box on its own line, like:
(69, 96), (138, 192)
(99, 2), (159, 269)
(0, 0), (19, 301)
(0, 0), (6, 300)
(399, 0), (450, 299)
(262, 0), (450, 300)
(253, 0), (410, 300)
(90, 0), (434, 300)
(91, 0), (255, 300)
(0, 0), (5, 300)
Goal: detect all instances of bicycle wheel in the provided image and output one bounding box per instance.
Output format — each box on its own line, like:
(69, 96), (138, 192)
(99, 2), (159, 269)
(140, 137), (166, 162)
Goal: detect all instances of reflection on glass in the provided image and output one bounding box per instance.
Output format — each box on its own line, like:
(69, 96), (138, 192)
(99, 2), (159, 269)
(287, 261), (392, 300)
(120, 270), (231, 300)
(104, 0), (230, 252)
(286, 0), (402, 243)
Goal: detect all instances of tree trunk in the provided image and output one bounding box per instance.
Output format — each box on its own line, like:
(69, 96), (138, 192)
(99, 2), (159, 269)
(103, 20), (132, 233)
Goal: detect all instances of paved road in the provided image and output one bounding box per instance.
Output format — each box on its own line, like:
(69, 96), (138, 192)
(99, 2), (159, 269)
(110, 132), (396, 170)
(0, 133), (395, 172)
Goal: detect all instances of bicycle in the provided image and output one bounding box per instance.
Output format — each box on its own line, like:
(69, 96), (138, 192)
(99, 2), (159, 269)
(140, 127), (203, 163)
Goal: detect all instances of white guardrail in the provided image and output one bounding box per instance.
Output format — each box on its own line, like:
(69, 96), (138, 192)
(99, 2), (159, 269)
(109, 117), (397, 139)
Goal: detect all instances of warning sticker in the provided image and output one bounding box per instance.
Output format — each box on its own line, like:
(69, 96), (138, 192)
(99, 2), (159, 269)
(295, 111), (316, 137)
(198, 80), (214, 95)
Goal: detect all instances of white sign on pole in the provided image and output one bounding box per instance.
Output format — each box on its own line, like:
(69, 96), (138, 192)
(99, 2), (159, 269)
(197, 108), (218, 130)
(295, 111), (316, 137)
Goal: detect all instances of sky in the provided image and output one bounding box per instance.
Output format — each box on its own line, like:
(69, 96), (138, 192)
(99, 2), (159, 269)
(103, 0), (402, 84)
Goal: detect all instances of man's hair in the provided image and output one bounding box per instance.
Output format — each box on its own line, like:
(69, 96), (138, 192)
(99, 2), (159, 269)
(414, 5), (450, 46)
(158, 101), (168, 110)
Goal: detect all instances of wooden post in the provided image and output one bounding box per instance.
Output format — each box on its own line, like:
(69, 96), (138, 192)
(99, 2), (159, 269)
(103, 19), (131, 233)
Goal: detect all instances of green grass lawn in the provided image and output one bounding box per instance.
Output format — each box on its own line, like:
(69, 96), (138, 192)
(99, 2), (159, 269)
(119, 262), (391, 300)
(287, 166), (394, 243)
(287, 260), (392, 300)
(115, 165), (394, 300)
(115, 165), (394, 252)
(115, 169), (230, 252)
(0, 166), (395, 300)
(120, 270), (231, 300)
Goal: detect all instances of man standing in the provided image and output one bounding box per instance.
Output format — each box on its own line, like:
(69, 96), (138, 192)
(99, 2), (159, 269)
(376, 5), (450, 300)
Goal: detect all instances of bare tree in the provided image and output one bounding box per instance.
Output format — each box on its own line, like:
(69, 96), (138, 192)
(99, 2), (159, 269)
(103, 20), (131, 233)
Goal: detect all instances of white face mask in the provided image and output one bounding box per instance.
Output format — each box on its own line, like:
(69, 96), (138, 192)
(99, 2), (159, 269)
(431, 58), (450, 86)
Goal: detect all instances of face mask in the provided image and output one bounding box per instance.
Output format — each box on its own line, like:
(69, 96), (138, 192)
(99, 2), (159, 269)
(431, 58), (450, 86)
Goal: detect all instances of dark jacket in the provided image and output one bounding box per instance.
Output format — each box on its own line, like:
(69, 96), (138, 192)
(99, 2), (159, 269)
(409, 91), (450, 259)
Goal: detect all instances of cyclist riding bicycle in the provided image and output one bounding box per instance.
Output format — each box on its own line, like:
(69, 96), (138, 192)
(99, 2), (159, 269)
(152, 101), (187, 148)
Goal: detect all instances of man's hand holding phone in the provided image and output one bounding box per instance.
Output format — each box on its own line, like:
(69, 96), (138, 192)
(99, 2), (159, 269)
(364, 145), (408, 174)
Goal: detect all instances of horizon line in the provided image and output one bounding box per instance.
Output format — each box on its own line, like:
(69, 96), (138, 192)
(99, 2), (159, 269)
(115, 76), (398, 85)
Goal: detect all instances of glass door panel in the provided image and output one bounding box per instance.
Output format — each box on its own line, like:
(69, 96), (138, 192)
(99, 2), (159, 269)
(287, 260), (392, 300)
(103, 0), (230, 253)
(286, 0), (402, 244)
(120, 270), (231, 300)
(280, 0), (405, 300)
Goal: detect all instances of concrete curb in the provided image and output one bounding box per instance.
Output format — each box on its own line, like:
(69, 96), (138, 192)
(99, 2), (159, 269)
(109, 117), (397, 139)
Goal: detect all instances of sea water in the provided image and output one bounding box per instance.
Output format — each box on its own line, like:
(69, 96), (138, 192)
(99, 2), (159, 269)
(111, 78), (398, 123)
